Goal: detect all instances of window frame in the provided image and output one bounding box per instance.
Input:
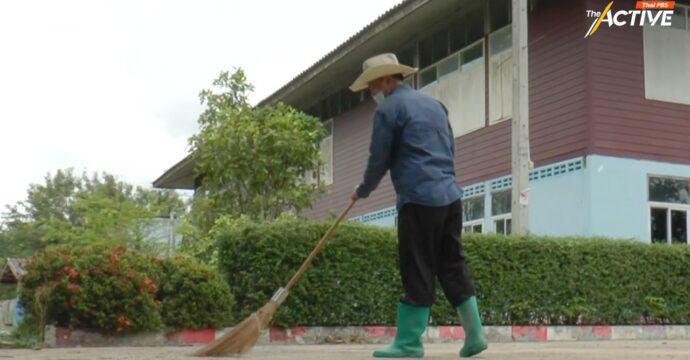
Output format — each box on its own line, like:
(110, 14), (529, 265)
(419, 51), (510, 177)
(418, 38), (486, 89)
(462, 195), (485, 234)
(647, 175), (690, 205)
(648, 202), (690, 245)
(492, 214), (512, 235)
(647, 174), (690, 244)
(463, 222), (484, 234)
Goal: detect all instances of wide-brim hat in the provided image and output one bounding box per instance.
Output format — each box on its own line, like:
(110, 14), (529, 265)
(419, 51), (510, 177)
(349, 53), (417, 92)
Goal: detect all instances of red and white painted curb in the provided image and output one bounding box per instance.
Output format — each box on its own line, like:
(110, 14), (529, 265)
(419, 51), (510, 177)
(44, 325), (690, 347)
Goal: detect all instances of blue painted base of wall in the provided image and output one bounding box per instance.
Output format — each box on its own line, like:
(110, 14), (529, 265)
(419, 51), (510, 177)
(352, 155), (690, 243)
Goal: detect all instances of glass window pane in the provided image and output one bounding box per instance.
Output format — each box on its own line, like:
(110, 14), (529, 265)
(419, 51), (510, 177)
(671, 210), (687, 244)
(490, 0), (512, 31)
(492, 190), (511, 216)
(506, 219), (512, 235)
(419, 67), (437, 88)
(461, 42), (484, 70)
(649, 177), (690, 204)
(473, 224), (483, 233)
(463, 197), (485, 222)
(650, 208), (668, 243)
(437, 54), (459, 78)
(671, 7), (687, 29)
(490, 26), (512, 55)
(495, 219), (505, 234)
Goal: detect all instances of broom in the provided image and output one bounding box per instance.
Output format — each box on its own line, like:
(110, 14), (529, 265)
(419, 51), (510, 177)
(195, 199), (357, 357)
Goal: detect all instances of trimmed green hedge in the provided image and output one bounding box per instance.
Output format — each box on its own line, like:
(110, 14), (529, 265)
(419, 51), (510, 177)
(218, 219), (690, 326)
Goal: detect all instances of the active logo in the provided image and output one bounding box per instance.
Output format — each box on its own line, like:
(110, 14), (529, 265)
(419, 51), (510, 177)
(585, 1), (676, 38)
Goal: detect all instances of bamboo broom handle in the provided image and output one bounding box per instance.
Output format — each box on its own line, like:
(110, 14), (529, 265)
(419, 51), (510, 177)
(284, 199), (356, 292)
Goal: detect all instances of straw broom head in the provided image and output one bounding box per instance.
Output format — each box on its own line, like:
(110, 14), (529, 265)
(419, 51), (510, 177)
(194, 301), (278, 357)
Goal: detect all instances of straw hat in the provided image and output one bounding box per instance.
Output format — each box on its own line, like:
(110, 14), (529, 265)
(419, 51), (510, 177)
(349, 53), (417, 92)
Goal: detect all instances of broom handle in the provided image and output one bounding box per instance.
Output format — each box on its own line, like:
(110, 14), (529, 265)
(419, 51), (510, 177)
(284, 199), (357, 292)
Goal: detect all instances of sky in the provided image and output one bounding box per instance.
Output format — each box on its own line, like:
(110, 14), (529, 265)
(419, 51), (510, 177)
(0, 0), (402, 212)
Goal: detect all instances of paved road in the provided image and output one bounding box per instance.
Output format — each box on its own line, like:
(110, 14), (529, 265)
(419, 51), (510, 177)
(3, 341), (690, 360)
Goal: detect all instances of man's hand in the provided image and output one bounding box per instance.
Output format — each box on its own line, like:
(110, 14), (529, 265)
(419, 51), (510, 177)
(351, 185), (360, 202)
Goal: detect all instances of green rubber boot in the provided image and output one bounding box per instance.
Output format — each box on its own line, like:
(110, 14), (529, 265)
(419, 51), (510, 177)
(457, 296), (488, 357)
(373, 302), (429, 358)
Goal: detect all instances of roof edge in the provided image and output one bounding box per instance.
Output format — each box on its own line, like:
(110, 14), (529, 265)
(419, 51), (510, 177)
(152, 154), (195, 188)
(256, 0), (430, 108)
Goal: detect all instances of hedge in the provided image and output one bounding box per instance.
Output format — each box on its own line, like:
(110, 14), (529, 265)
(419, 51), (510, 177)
(218, 219), (690, 327)
(20, 244), (234, 333)
(158, 255), (235, 330)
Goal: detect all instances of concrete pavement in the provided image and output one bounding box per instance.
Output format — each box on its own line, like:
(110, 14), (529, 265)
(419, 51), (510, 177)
(2, 341), (690, 360)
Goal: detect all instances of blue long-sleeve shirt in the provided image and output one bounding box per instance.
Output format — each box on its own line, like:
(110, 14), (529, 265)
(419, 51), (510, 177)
(356, 84), (463, 210)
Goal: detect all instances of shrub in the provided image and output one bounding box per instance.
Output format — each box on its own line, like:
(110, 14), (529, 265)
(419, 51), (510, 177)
(217, 219), (690, 326)
(20, 244), (236, 334)
(158, 255), (234, 330)
(21, 244), (162, 334)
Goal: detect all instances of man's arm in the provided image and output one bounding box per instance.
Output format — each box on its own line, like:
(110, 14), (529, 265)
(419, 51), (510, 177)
(356, 109), (396, 199)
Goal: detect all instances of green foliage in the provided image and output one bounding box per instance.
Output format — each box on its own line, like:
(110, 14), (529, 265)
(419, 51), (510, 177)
(10, 320), (44, 349)
(218, 219), (402, 327)
(185, 69), (326, 241)
(158, 255), (234, 330)
(20, 244), (163, 334)
(643, 296), (669, 323)
(0, 283), (16, 301)
(0, 259), (18, 301)
(19, 244), (233, 334)
(217, 220), (690, 326)
(0, 169), (187, 257)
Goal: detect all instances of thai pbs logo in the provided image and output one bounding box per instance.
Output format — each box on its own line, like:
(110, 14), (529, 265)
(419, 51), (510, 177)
(585, 1), (676, 38)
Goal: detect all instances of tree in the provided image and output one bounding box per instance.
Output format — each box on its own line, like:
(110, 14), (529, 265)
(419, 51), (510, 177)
(186, 69), (326, 232)
(0, 169), (187, 257)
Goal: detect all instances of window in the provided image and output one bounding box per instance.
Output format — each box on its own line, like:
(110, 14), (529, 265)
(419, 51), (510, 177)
(643, 4), (690, 105)
(649, 177), (690, 204)
(463, 196), (484, 233)
(492, 190), (512, 235)
(419, 40), (486, 137)
(419, 67), (437, 88)
(648, 176), (690, 244)
(489, 26), (513, 124)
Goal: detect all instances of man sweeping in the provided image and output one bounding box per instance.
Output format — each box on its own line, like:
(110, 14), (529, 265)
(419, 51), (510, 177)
(349, 53), (487, 358)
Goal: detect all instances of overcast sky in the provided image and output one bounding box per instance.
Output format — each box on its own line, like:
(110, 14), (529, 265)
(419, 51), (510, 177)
(0, 0), (402, 211)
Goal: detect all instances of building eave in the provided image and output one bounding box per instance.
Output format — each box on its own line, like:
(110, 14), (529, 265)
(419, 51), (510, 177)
(152, 154), (196, 190)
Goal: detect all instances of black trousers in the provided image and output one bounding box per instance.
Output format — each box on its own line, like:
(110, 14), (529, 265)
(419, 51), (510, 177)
(397, 199), (475, 308)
